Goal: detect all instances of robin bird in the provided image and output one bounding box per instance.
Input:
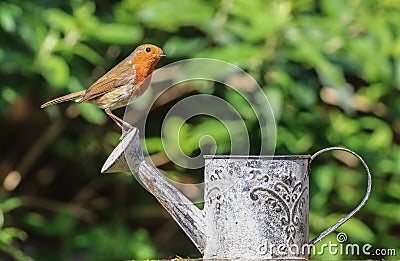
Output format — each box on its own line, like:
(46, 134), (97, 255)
(41, 44), (166, 139)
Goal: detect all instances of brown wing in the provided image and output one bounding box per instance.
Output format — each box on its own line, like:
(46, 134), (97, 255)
(79, 56), (136, 103)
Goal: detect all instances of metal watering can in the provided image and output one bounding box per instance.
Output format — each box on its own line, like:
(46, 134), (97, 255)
(102, 129), (371, 259)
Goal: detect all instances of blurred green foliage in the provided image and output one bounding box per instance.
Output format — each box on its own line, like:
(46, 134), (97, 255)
(0, 0), (399, 260)
(0, 198), (32, 261)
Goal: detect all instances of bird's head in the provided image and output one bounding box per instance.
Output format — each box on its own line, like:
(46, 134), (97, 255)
(131, 44), (166, 70)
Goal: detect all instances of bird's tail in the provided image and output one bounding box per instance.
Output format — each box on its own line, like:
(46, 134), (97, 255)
(40, 90), (86, 108)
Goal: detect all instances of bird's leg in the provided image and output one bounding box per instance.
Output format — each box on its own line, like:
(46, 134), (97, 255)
(104, 108), (135, 140)
(105, 110), (123, 129)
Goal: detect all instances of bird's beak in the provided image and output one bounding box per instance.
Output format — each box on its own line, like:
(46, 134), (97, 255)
(155, 53), (166, 57)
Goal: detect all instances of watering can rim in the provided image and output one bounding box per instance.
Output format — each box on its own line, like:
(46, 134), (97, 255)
(203, 154), (311, 160)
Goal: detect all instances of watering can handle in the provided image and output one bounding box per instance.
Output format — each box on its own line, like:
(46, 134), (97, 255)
(308, 147), (372, 246)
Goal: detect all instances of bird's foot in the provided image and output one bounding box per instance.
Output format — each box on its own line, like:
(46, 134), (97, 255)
(120, 122), (137, 141)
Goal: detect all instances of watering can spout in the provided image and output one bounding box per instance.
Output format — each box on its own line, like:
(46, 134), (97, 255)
(101, 129), (206, 253)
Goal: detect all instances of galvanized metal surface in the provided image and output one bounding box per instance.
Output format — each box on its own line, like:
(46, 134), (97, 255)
(138, 161), (207, 252)
(203, 157), (310, 259)
(102, 131), (372, 260)
(308, 147), (372, 246)
(203, 155), (311, 160)
(101, 129), (141, 173)
(102, 129), (206, 253)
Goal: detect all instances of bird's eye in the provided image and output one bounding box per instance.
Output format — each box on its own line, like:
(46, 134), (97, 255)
(145, 47), (151, 52)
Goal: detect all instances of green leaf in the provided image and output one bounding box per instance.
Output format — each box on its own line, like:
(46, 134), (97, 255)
(321, 0), (351, 17)
(1, 87), (19, 103)
(163, 37), (205, 57)
(0, 198), (22, 213)
(228, 0), (291, 41)
(40, 55), (70, 88)
(86, 23), (143, 44)
(195, 43), (261, 67)
(264, 86), (283, 120)
(0, 227), (28, 244)
(360, 116), (393, 150)
(143, 137), (163, 154)
(329, 216), (374, 242)
(43, 8), (76, 33)
(137, 0), (214, 32)
(0, 2), (22, 33)
(310, 165), (335, 210)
